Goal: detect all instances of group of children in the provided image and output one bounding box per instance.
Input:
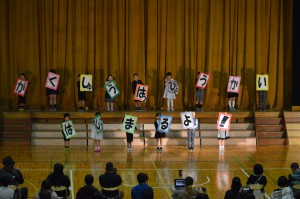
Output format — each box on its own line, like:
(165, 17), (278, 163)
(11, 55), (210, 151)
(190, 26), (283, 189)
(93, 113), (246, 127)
(17, 70), (268, 112)
(61, 110), (227, 152)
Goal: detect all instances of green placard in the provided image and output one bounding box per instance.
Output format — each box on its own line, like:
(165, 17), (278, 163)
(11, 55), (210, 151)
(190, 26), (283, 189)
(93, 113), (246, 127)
(105, 80), (120, 99)
(62, 120), (77, 139)
(121, 114), (137, 134)
(93, 115), (103, 134)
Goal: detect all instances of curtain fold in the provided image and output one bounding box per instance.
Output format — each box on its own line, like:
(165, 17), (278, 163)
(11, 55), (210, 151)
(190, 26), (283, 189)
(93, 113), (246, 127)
(0, 0), (293, 110)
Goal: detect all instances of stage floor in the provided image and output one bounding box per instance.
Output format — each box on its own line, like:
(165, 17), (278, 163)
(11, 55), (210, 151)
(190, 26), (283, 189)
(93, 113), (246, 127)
(0, 145), (298, 199)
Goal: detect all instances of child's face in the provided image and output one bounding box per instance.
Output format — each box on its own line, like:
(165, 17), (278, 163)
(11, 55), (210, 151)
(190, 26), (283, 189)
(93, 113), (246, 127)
(20, 75), (25, 79)
(133, 75), (138, 81)
(108, 76), (113, 81)
(65, 116), (70, 121)
(156, 115), (160, 120)
(166, 75), (171, 80)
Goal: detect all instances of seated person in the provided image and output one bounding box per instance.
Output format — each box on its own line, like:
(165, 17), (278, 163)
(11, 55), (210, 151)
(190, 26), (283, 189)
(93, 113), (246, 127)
(270, 176), (294, 199)
(142, 187), (154, 199)
(288, 162), (300, 186)
(76, 174), (100, 199)
(0, 156), (28, 199)
(246, 163), (267, 188)
(47, 163), (70, 198)
(172, 176), (207, 199)
(35, 179), (59, 199)
(131, 173), (153, 199)
(196, 193), (209, 199)
(0, 175), (15, 199)
(224, 177), (242, 199)
(99, 162), (123, 199)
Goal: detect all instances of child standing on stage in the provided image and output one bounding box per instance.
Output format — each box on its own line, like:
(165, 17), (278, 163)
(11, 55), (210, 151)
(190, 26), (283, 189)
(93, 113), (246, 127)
(18, 73), (29, 111)
(77, 74), (87, 112)
(187, 112), (198, 151)
(46, 69), (59, 111)
(218, 121), (230, 151)
(154, 113), (165, 151)
(105, 74), (115, 112)
(132, 73), (144, 111)
(90, 112), (103, 152)
(62, 113), (71, 151)
(195, 72), (205, 111)
(163, 72), (176, 111)
(126, 131), (133, 151)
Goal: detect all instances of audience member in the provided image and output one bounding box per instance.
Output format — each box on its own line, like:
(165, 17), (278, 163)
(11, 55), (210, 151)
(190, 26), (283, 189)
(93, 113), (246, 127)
(288, 162), (300, 186)
(270, 176), (294, 199)
(76, 174), (100, 199)
(131, 173), (153, 199)
(142, 187), (154, 199)
(99, 162), (123, 199)
(172, 176), (206, 199)
(0, 175), (14, 199)
(224, 177), (242, 199)
(35, 179), (58, 199)
(38, 190), (52, 199)
(246, 163), (267, 187)
(47, 163), (70, 198)
(0, 156), (28, 199)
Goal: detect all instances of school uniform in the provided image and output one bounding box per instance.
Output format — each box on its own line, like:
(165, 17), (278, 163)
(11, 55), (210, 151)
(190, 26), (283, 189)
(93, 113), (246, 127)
(154, 120), (166, 138)
(77, 81), (86, 101)
(227, 92), (238, 98)
(90, 119), (103, 140)
(188, 118), (198, 150)
(163, 79), (176, 100)
(218, 130), (230, 140)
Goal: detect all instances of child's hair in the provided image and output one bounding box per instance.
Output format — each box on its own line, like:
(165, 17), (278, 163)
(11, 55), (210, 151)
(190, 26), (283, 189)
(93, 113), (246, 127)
(95, 112), (101, 117)
(63, 113), (70, 118)
(78, 74), (81, 77)
(106, 74), (114, 81)
(197, 72), (200, 75)
(20, 73), (26, 77)
(50, 69), (56, 73)
(133, 73), (138, 77)
(156, 113), (161, 117)
(166, 72), (172, 76)
(85, 174), (94, 186)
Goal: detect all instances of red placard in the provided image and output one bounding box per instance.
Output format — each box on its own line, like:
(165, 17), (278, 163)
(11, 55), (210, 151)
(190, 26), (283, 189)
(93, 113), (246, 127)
(134, 84), (149, 102)
(227, 76), (241, 93)
(45, 72), (60, 90)
(196, 72), (210, 89)
(13, 78), (29, 97)
(216, 112), (232, 131)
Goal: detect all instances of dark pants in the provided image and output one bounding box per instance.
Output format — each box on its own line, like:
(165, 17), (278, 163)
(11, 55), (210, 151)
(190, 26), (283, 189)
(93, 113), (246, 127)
(258, 91), (267, 110)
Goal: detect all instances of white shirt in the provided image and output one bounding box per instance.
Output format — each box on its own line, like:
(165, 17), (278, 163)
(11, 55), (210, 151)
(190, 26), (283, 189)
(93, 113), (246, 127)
(0, 186), (14, 199)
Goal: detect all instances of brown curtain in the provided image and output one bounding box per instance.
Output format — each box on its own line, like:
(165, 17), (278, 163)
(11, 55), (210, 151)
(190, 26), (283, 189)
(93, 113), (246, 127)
(0, 0), (293, 111)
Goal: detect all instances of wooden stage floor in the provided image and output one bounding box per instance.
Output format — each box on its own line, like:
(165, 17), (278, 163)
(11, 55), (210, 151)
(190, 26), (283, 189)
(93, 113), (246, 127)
(0, 145), (298, 199)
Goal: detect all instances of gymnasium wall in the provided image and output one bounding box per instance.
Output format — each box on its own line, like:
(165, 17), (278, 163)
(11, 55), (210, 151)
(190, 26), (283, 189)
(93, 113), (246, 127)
(0, 0), (293, 110)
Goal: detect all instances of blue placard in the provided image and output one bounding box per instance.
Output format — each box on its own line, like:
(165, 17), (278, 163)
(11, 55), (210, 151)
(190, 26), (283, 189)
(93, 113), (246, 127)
(157, 115), (172, 134)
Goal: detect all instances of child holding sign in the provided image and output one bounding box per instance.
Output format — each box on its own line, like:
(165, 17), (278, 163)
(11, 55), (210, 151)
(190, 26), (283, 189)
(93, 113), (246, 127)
(132, 73), (144, 111)
(105, 75), (115, 112)
(154, 113), (165, 151)
(17, 73), (29, 111)
(187, 112), (198, 151)
(217, 113), (231, 151)
(61, 113), (71, 151)
(163, 72), (177, 111)
(195, 72), (208, 111)
(90, 112), (103, 152)
(46, 69), (60, 111)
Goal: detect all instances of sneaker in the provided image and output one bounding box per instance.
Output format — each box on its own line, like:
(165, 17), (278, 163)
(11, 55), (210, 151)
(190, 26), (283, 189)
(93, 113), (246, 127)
(111, 108), (114, 112)
(107, 108), (111, 112)
(134, 107), (139, 111)
(156, 147), (160, 150)
(160, 147), (163, 150)
(129, 147), (132, 151)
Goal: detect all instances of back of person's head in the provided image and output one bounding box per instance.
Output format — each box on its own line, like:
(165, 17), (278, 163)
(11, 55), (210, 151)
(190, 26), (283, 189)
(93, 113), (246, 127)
(2, 156), (15, 169)
(277, 176), (288, 187)
(85, 174), (94, 186)
(196, 193), (209, 199)
(231, 177), (242, 191)
(142, 187), (154, 199)
(106, 162), (114, 172)
(0, 175), (11, 187)
(39, 190), (51, 199)
(291, 162), (299, 172)
(95, 112), (101, 117)
(185, 176), (193, 186)
(137, 173), (148, 184)
(53, 163), (64, 175)
(253, 163), (264, 175)
(41, 179), (51, 191)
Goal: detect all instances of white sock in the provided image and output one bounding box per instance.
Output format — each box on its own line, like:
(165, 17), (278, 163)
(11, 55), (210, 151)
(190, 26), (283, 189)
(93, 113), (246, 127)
(228, 101), (231, 108)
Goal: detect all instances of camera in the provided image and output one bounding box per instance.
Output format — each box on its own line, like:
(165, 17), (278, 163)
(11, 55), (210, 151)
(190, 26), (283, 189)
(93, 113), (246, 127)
(178, 170), (183, 179)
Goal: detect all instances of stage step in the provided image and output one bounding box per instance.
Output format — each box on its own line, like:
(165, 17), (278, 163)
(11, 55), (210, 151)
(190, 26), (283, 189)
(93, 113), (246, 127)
(284, 111), (300, 145)
(145, 138), (201, 146)
(200, 138), (256, 146)
(255, 111), (287, 146)
(0, 118), (31, 146)
(201, 130), (255, 138)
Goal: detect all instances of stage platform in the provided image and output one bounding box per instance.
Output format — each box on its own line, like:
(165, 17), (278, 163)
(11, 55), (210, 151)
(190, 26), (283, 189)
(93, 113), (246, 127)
(0, 109), (300, 147)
